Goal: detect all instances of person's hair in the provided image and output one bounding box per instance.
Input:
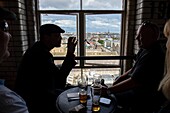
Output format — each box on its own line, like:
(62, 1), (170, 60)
(141, 20), (160, 40)
(163, 19), (170, 38)
(0, 7), (17, 20)
(158, 19), (170, 101)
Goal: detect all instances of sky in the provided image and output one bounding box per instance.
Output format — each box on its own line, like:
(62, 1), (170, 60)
(39, 0), (123, 33)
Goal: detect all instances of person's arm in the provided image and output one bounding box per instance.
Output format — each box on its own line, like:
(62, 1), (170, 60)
(61, 36), (77, 68)
(113, 69), (132, 85)
(100, 69), (132, 95)
(60, 36), (77, 71)
(108, 77), (141, 93)
(54, 37), (77, 88)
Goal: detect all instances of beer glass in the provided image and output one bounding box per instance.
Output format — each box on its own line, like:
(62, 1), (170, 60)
(79, 88), (87, 104)
(91, 74), (102, 95)
(92, 95), (100, 112)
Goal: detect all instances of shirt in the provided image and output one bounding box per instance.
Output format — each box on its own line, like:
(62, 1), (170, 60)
(130, 43), (165, 95)
(0, 79), (29, 113)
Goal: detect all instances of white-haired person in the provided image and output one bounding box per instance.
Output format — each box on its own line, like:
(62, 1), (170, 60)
(157, 19), (170, 113)
(159, 19), (170, 101)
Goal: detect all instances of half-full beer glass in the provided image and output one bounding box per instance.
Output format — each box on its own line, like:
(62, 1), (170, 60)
(92, 95), (100, 112)
(79, 89), (87, 104)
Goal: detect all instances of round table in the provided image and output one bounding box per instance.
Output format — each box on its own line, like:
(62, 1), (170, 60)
(56, 86), (117, 113)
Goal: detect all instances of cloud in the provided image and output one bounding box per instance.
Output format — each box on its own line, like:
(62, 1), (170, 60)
(39, 0), (79, 10)
(54, 20), (76, 28)
(41, 14), (121, 33)
(83, 0), (122, 10)
(40, 0), (122, 33)
(86, 14), (121, 33)
(39, 0), (122, 10)
(41, 14), (76, 28)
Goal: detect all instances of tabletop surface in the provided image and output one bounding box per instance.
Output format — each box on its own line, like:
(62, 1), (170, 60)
(56, 86), (117, 113)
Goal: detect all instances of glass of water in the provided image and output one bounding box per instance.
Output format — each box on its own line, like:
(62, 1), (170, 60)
(93, 74), (102, 87)
(77, 73), (88, 90)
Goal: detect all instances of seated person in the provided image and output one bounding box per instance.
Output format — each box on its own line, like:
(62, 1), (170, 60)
(159, 19), (170, 101)
(15, 24), (77, 113)
(157, 19), (170, 113)
(0, 7), (29, 113)
(101, 21), (166, 113)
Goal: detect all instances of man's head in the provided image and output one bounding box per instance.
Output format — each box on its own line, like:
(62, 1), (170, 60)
(0, 7), (16, 63)
(136, 21), (160, 49)
(39, 24), (65, 49)
(0, 7), (17, 20)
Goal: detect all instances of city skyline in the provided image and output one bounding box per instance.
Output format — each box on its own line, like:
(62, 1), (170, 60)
(39, 0), (123, 85)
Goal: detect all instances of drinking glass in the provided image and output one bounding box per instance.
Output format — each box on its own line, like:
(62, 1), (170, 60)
(79, 88), (87, 104)
(90, 74), (101, 99)
(93, 74), (102, 87)
(77, 73), (88, 89)
(91, 94), (100, 112)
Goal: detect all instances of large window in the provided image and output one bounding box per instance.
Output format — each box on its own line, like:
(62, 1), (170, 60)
(37, 0), (126, 86)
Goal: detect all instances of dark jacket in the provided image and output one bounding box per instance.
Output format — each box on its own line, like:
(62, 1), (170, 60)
(15, 41), (76, 113)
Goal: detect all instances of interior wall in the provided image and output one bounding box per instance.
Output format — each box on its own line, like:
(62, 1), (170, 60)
(124, 0), (170, 72)
(0, 0), (36, 89)
(123, 0), (137, 72)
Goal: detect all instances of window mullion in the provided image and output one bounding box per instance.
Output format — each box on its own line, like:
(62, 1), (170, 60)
(79, 12), (85, 67)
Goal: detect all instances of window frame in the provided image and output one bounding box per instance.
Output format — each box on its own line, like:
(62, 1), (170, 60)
(35, 0), (128, 74)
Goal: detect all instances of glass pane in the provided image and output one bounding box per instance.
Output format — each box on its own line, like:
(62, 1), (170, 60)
(83, 0), (123, 10)
(41, 14), (78, 65)
(85, 14), (121, 65)
(38, 0), (123, 10)
(67, 68), (120, 86)
(39, 0), (80, 10)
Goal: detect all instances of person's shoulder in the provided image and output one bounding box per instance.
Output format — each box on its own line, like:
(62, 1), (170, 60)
(0, 86), (29, 113)
(0, 85), (22, 104)
(0, 85), (10, 94)
(24, 41), (42, 54)
(0, 85), (17, 95)
(153, 42), (165, 54)
(29, 41), (41, 49)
